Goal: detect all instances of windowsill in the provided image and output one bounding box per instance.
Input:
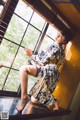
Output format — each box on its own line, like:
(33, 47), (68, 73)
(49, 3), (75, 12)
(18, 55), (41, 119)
(9, 109), (71, 120)
(0, 95), (71, 120)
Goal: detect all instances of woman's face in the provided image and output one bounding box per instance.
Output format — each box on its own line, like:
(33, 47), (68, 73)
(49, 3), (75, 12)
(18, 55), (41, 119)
(55, 32), (65, 44)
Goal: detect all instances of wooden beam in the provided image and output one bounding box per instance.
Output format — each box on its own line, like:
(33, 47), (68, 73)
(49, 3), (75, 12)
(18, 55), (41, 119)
(45, 0), (76, 31)
(70, 0), (80, 14)
(0, 0), (19, 44)
(24, 0), (74, 32)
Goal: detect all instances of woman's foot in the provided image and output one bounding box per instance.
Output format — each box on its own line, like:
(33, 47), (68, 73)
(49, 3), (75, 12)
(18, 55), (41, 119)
(16, 96), (30, 112)
(53, 98), (60, 111)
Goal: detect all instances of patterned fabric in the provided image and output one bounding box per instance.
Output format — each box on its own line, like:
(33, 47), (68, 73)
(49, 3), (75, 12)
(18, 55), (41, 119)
(29, 42), (65, 68)
(29, 64), (60, 106)
(29, 42), (65, 106)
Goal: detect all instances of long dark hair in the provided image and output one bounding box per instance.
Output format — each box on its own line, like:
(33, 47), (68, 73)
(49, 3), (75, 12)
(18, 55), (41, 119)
(61, 29), (74, 44)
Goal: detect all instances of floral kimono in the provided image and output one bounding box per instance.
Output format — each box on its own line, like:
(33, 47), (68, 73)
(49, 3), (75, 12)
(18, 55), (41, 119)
(29, 42), (65, 106)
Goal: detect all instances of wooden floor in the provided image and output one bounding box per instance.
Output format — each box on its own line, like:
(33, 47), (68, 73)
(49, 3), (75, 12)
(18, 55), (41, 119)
(0, 96), (71, 120)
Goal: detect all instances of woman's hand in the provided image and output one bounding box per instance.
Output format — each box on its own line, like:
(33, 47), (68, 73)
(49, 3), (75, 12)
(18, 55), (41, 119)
(24, 48), (32, 57)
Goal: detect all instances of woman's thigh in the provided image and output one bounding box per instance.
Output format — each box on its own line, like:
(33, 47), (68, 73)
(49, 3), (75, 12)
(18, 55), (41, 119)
(20, 64), (38, 77)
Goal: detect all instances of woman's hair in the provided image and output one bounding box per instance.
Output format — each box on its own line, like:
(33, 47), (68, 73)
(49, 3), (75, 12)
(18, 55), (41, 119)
(61, 29), (74, 44)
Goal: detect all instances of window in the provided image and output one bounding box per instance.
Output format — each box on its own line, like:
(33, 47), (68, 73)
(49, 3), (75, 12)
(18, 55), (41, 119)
(0, 0), (58, 93)
(39, 25), (58, 51)
(0, 0), (46, 92)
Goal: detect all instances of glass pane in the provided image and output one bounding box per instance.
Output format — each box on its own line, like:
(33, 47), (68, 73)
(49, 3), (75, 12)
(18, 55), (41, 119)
(28, 76), (37, 93)
(3, 70), (20, 92)
(0, 39), (18, 67)
(21, 25), (40, 50)
(0, 67), (9, 90)
(46, 25), (58, 40)
(12, 47), (29, 70)
(15, 0), (33, 22)
(39, 35), (54, 52)
(4, 14), (27, 44)
(30, 12), (45, 30)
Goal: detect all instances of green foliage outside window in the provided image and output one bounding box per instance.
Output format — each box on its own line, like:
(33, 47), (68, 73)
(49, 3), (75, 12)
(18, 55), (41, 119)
(0, 0), (46, 92)
(0, 0), (57, 92)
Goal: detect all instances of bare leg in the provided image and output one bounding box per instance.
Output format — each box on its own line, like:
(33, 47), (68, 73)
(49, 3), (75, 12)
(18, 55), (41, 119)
(16, 65), (37, 112)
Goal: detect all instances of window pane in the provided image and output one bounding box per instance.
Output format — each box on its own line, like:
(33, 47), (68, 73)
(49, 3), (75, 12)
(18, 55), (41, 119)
(39, 35), (54, 51)
(21, 25), (40, 50)
(4, 14), (28, 44)
(3, 70), (20, 92)
(30, 12), (45, 30)
(39, 25), (58, 51)
(0, 39), (18, 67)
(15, 0), (33, 22)
(12, 47), (29, 70)
(46, 25), (58, 40)
(0, 68), (9, 90)
(28, 76), (37, 93)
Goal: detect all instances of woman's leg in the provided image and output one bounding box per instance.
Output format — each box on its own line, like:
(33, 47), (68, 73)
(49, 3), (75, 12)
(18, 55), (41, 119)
(16, 65), (37, 112)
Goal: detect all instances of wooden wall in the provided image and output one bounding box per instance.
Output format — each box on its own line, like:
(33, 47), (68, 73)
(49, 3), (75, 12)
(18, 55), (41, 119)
(53, 31), (80, 109)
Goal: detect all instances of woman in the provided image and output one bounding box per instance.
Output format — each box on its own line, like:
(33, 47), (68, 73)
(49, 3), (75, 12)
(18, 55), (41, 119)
(16, 29), (73, 112)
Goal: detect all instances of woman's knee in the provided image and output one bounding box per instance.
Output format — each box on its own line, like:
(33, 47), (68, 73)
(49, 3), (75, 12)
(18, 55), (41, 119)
(19, 65), (37, 76)
(19, 65), (29, 73)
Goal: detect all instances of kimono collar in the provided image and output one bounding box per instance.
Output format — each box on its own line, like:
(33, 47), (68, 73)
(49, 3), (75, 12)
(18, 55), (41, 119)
(54, 41), (62, 48)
